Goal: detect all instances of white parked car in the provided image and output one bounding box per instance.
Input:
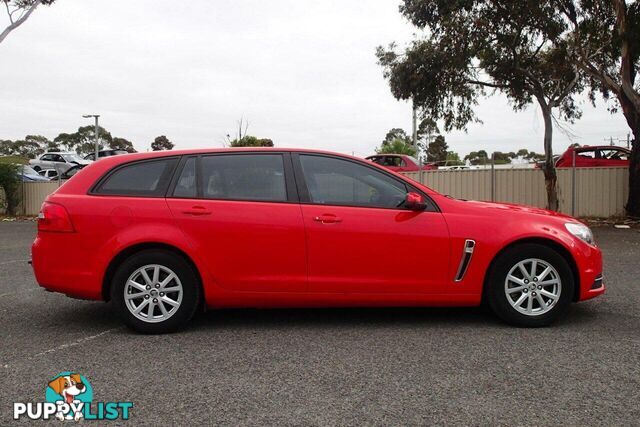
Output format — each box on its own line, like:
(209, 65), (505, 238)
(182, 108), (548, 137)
(39, 169), (59, 180)
(29, 152), (91, 173)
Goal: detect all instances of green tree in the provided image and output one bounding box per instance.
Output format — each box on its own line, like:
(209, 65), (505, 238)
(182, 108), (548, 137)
(382, 128), (411, 145)
(554, 1), (640, 216)
(151, 135), (174, 151)
(229, 136), (274, 147)
(111, 137), (136, 153)
(0, 163), (20, 215)
(1, 0), (56, 44)
(53, 126), (112, 155)
(445, 151), (464, 165)
(376, 138), (417, 156)
(426, 135), (448, 162)
(464, 150), (489, 166)
(376, 1), (585, 210)
(492, 151), (513, 165)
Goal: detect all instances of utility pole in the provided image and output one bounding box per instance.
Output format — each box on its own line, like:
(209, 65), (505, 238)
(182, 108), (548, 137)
(82, 114), (100, 160)
(412, 99), (419, 163)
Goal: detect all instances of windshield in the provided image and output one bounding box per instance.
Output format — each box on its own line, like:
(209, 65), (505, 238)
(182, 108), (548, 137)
(19, 165), (40, 176)
(62, 153), (84, 163)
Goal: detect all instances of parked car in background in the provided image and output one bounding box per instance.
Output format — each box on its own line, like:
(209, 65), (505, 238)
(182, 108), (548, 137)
(555, 145), (630, 168)
(366, 154), (437, 172)
(39, 169), (59, 180)
(59, 164), (86, 180)
(84, 149), (129, 161)
(32, 148), (604, 333)
(17, 164), (50, 182)
(29, 152), (91, 173)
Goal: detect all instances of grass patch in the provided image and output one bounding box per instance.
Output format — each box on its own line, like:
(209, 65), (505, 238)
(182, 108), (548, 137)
(0, 156), (28, 165)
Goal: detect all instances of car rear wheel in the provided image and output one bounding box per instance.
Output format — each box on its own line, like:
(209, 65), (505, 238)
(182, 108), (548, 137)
(111, 250), (201, 334)
(487, 243), (574, 327)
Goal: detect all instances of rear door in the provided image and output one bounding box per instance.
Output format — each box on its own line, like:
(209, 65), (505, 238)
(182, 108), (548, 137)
(293, 153), (450, 294)
(166, 153), (307, 293)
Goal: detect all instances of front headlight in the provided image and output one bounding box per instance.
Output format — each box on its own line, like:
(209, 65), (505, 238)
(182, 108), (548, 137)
(565, 222), (595, 245)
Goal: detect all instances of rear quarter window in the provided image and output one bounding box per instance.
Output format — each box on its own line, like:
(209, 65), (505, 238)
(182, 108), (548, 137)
(94, 158), (178, 196)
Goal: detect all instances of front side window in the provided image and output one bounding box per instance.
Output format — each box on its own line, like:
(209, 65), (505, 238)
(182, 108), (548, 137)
(299, 155), (407, 208)
(96, 158), (178, 196)
(600, 149), (629, 161)
(200, 154), (287, 202)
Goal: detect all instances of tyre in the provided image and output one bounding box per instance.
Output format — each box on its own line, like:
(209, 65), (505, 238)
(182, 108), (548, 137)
(486, 243), (574, 327)
(110, 249), (201, 333)
(33, 165), (41, 172)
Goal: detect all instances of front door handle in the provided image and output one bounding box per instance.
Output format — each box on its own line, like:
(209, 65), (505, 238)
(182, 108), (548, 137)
(182, 206), (211, 216)
(313, 214), (342, 224)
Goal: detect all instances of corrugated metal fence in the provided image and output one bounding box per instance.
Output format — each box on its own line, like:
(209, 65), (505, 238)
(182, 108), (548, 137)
(402, 167), (628, 217)
(0, 168), (629, 217)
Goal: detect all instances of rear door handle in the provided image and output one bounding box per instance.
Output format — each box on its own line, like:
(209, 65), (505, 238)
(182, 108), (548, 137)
(182, 206), (211, 216)
(313, 214), (342, 224)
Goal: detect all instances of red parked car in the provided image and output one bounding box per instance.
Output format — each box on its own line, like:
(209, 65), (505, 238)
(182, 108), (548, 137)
(32, 148), (604, 333)
(555, 145), (630, 168)
(365, 154), (437, 172)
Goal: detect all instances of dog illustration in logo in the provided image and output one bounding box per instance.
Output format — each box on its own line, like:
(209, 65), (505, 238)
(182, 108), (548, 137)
(48, 373), (86, 421)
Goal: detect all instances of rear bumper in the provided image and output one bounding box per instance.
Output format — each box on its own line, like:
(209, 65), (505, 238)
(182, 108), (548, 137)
(31, 233), (102, 300)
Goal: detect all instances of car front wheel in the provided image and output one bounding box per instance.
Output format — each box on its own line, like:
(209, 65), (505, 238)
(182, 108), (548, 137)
(111, 250), (201, 334)
(487, 243), (574, 327)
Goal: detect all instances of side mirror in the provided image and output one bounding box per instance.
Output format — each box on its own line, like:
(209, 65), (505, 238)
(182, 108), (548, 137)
(405, 192), (427, 211)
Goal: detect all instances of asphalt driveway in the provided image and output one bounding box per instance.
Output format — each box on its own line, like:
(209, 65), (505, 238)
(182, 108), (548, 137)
(0, 221), (638, 425)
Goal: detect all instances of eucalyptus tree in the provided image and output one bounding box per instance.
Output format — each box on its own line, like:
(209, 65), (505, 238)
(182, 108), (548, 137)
(1, 0), (56, 44)
(377, 1), (584, 210)
(554, 0), (640, 215)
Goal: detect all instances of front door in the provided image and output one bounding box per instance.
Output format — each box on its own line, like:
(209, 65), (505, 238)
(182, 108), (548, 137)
(166, 153), (307, 293)
(294, 154), (450, 294)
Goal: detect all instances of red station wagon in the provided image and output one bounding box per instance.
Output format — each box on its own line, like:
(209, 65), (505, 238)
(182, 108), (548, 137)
(32, 149), (604, 333)
(555, 145), (630, 168)
(365, 154), (437, 172)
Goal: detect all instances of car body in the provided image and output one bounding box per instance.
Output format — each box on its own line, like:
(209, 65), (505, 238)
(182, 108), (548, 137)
(31, 148), (604, 333)
(17, 165), (50, 182)
(84, 150), (129, 161)
(29, 152), (91, 173)
(39, 169), (59, 180)
(366, 154), (437, 172)
(556, 145), (630, 168)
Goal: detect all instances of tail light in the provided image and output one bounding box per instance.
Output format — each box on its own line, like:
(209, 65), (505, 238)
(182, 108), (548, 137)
(38, 202), (75, 233)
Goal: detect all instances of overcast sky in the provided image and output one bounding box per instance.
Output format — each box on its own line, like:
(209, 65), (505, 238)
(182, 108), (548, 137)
(0, 0), (632, 157)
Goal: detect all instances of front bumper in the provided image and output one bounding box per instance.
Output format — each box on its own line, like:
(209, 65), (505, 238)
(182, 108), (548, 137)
(575, 243), (605, 301)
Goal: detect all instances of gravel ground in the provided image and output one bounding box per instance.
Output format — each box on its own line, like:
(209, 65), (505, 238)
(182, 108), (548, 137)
(0, 222), (638, 425)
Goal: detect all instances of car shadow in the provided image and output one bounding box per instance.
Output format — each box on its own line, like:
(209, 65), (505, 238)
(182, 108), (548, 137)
(189, 305), (505, 331)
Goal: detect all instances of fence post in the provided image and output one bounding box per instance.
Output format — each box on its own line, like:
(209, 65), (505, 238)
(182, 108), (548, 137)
(491, 153), (495, 202)
(571, 149), (576, 216)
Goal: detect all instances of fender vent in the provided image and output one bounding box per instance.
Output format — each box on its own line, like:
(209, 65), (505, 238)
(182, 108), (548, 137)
(454, 240), (476, 282)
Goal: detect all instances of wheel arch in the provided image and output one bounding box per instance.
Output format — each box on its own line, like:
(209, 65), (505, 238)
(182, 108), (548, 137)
(481, 237), (580, 304)
(102, 242), (204, 305)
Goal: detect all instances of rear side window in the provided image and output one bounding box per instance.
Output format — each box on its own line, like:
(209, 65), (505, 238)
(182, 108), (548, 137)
(95, 158), (178, 196)
(173, 157), (197, 198)
(200, 154), (287, 202)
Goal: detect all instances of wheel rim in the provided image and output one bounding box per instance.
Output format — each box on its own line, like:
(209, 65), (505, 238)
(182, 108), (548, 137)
(124, 264), (183, 323)
(504, 258), (561, 317)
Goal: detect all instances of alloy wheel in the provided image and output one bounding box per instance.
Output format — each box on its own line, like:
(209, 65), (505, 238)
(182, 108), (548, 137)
(124, 264), (183, 323)
(504, 258), (562, 316)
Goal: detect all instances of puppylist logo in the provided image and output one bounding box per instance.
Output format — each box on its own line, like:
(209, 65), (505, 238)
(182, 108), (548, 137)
(13, 372), (133, 421)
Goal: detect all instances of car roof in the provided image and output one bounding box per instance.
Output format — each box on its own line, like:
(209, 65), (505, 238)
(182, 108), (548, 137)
(573, 145), (630, 151)
(56, 147), (442, 196)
